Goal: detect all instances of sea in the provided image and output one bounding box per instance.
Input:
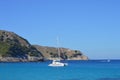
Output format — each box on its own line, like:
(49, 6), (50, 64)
(0, 60), (120, 80)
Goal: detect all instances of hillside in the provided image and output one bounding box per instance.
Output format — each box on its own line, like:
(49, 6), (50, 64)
(33, 45), (88, 60)
(0, 30), (43, 62)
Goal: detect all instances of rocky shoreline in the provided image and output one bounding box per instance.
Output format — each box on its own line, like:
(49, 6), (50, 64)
(0, 56), (88, 62)
(0, 56), (44, 62)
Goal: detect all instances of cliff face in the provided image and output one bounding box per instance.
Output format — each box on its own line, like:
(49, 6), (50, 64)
(33, 45), (88, 60)
(0, 30), (43, 62)
(0, 30), (88, 62)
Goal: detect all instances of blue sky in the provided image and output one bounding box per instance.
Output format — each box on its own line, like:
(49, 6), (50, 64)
(0, 0), (120, 59)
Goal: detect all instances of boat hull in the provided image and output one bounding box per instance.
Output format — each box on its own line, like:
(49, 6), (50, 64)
(48, 60), (68, 67)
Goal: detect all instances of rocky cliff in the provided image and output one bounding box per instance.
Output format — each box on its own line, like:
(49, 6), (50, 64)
(0, 30), (88, 62)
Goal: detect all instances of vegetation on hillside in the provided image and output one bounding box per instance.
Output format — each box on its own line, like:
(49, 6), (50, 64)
(0, 30), (43, 59)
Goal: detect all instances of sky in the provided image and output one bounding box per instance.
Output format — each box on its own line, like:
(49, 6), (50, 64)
(0, 0), (120, 59)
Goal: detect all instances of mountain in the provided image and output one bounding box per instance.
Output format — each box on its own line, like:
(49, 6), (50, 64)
(33, 45), (88, 60)
(0, 30), (43, 62)
(0, 30), (88, 62)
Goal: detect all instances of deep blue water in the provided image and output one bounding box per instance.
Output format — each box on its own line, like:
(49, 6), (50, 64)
(0, 60), (120, 80)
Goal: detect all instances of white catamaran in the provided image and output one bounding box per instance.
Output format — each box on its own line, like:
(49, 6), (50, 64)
(48, 37), (68, 67)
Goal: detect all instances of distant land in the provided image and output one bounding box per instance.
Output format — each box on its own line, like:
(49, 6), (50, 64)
(0, 30), (88, 62)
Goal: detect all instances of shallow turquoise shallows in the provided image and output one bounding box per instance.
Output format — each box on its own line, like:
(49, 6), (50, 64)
(0, 60), (120, 80)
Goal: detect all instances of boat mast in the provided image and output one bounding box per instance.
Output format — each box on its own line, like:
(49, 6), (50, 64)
(57, 36), (61, 60)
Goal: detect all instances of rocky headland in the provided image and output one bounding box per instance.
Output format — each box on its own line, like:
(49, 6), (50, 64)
(0, 30), (88, 62)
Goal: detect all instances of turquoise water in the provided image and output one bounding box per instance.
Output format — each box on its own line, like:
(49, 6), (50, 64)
(0, 60), (120, 80)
